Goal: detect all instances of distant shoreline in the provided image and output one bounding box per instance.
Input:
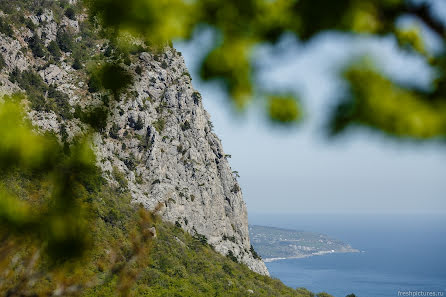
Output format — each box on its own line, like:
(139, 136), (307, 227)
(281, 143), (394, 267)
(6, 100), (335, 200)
(263, 249), (360, 263)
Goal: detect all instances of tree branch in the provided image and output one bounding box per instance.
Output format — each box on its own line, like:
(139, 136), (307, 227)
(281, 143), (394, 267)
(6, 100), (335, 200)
(406, 3), (446, 38)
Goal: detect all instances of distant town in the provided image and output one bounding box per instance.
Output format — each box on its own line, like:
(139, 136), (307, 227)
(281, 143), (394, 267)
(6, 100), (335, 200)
(249, 225), (359, 262)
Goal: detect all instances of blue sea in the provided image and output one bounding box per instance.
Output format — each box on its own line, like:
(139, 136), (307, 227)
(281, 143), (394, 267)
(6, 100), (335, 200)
(249, 213), (446, 297)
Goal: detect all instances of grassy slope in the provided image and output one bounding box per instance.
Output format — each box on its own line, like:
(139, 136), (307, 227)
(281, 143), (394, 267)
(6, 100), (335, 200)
(0, 1), (329, 295)
(0, 169), (320, 297)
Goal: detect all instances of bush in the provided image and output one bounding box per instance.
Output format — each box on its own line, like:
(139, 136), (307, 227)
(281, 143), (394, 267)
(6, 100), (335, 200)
(56, 29), (74, 52)
(100, 63), (132, 98)
(296, 288), (315, 297)
(28, 34), (46, 58)
(0, 16), (14, 37)
(47, 40), (61, 60)
(9, 69), (73, 119)
(75, 106), (108, 132)
(0, 54), (6, 71)
(24, 18), (36, 31)
(250, 245), (261, 260)
(192, 91), (201, 105)
(47, 85), (73, 120)
(134, 116), (144, 130)
(112, 166), (128, 190)
(180, 120), (191, 131)
(109, 123), (120, 139)
(72, 57), (82, 70)
(227, 250), (238, 263)
(64, 7), (76, 20)
(135, 65), (142, 75)
(87, 75), (101, 93)
(193, 233), (208, 245)
(153, 118), (166, 134)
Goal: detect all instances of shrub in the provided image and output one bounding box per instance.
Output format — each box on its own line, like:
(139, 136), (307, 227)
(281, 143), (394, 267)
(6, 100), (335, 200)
(231, 184), (240, 193)
(87, 75), (101, 93)
(47, 40), (61, 60)
(227, 250), (238, 263)
(134, 116), (144, 130)
(100, 63), (133, 98)
(88, 63), (133, 98)
(109, 123), (120, 139)
(28, 34), (46, 58)
(192, 91), (201, 105)
(161, 61), (168, 69)
(112, 166), (128, 190)
(47, 85), (73, 120)
(135, 65), (142, 75)
(9, 69), (72, 119)
(75, 106), (108, 132)
(182, 71), (192, 81)
(0, 16), (14, 37)
(124, 155), (136, 171)
(64, 7), (76, 20)
(193, 233), (208, 246)
(296, 288), (315, 297)
(181, 120), (191, 131)
(72, 57), (82, 70)
(56, 28), (74, 52)
(250, 245), (261, 260)
(0, 54), (6, 71)
(153, 118), (165, 134)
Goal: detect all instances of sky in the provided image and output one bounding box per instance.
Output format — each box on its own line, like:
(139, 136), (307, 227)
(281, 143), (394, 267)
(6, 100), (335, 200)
(175, 2), (446, 215)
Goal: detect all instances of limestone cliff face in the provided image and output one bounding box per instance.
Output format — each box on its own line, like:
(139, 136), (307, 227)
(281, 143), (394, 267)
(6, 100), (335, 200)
(0, 2), (268, 275)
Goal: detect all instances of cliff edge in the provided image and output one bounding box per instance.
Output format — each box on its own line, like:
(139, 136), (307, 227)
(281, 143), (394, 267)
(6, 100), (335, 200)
(0, 0), (268, 275)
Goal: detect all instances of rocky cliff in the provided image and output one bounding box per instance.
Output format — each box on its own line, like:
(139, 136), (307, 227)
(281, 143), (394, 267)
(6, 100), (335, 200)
(0, 0), (268, 275)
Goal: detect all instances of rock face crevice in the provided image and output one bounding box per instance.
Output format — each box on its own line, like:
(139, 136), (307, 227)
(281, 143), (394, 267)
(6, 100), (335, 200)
(0, 3), (268, 275)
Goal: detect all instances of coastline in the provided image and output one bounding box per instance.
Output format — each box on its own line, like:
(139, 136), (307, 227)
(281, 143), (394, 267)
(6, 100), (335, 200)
(263, 249), (360, 263)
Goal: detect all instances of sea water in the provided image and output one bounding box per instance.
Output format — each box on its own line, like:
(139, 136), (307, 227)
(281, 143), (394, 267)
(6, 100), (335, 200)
(249, 213), (446, 297)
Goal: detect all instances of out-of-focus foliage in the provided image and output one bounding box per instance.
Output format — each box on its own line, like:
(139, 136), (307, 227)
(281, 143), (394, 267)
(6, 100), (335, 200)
(0, 96), (157, 296)
(0, 96), (317, 296)
(268, 95), (301, 124)
(0, 96), (95, 263)
(330, 64), (446, 139)
(88, 62), (133, 99)
(84, 0), (446, 139)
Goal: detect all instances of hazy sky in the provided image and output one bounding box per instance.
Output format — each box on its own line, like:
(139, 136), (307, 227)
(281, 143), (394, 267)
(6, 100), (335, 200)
(175, 4), (446, 214)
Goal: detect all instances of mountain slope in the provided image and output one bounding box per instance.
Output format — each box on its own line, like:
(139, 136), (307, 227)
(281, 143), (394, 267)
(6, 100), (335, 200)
(0, 0), (266, 274)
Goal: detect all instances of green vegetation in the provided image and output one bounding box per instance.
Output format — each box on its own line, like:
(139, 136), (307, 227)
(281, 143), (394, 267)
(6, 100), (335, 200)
(65, 7), (76, 20)
(109, 123), (120, 139)
(47, 40), (62, 60)
(0, 101), (324, 296)
(85, 0), (446, 139)
(27, 33), (46, 58)
(8, 69), (73, 120)
(0, 16), (14, 37)
(153, 117), (166, 134)
(249, 225), (358, 260)
(269, 95), (302, 124)
(87, 63), (133, 99)
(74, 105), (109, 132)
(56, 28), (74, 52)
(134, 116), (144, 130)
(73, 57), (83, 69)
(180, 120), (191, 131)
(0, 53), (6, 70)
